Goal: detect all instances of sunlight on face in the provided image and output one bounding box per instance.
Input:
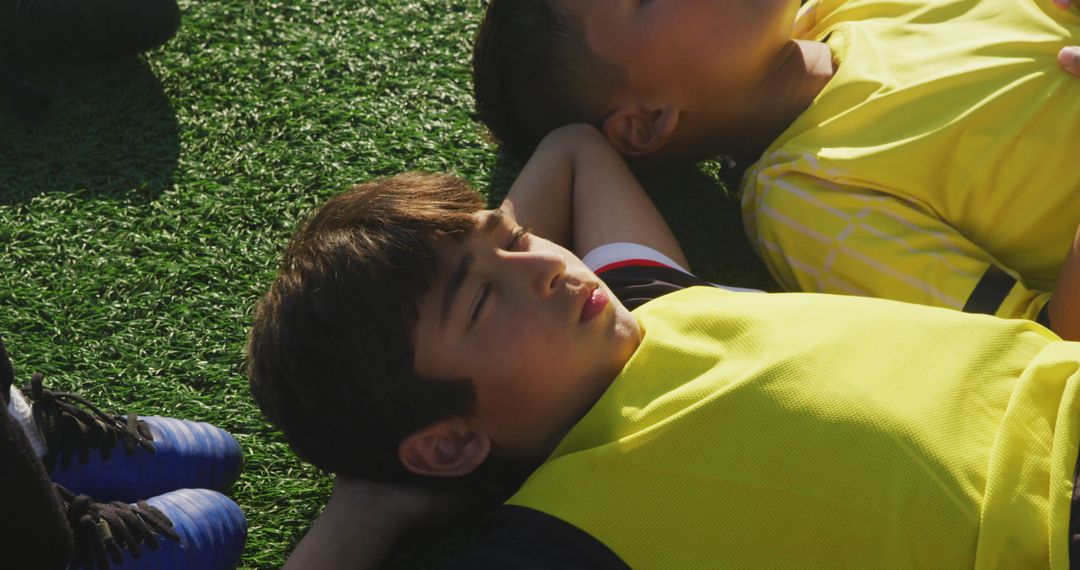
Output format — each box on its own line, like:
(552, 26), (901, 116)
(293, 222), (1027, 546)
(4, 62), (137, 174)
(412, 210), (642, 459)
(576, 0), (800, 107)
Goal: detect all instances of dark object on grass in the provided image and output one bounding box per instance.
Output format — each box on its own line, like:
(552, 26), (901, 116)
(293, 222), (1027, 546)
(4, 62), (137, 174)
(1, 0), (181, 63)
(0, 0), (180, 123)
(0, 59), (58, 124)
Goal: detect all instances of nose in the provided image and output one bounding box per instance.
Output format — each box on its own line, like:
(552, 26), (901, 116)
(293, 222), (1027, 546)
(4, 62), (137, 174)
(519, 251), (566, 297)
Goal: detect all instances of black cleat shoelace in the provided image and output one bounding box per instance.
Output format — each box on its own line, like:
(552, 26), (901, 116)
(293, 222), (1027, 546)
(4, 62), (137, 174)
(59, 484), (180, 569)
(27, 373), (156, 471)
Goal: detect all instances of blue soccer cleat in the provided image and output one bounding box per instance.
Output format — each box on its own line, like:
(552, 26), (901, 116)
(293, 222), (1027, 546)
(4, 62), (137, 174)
(63, 486), (247, 570)
(27, 374), (243, 503)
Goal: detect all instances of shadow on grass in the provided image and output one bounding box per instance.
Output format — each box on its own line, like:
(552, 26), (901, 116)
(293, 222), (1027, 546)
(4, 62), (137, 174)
(482, 149), (776, 292)
(0, 56), (178, 205)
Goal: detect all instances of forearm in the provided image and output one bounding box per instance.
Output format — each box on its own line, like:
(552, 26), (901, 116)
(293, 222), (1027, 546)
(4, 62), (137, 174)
(499, 133), (575, 247)
(500, 124), (614, 247)
(501, 124), (688, 266)
(283, 475), (466, 570)
(284, 496), (405, 570)
(1049, 225), (1080, 341)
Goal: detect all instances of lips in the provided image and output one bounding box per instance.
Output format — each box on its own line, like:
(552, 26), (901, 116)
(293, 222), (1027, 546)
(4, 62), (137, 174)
(580, 286), (609, 323)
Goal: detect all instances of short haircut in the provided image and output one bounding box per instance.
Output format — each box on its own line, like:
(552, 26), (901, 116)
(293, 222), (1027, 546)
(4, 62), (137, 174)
(473, 0), (624, 158)
(248, 173), (530, 493)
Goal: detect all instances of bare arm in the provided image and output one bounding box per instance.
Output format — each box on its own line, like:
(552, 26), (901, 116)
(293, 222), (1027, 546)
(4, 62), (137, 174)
(1039, 0), (1080, 338)
(284, 477), (461, 570)
(500, 124), (689, 268)
(1049, 225), (1080, 340)
(1047, 0), (1080, 333)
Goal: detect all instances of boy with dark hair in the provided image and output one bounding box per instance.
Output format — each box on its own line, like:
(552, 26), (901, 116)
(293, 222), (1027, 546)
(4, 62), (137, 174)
(248, 172), (532, 493)
(471, 0), (1080, 341)
(252, 124), (1080, 569)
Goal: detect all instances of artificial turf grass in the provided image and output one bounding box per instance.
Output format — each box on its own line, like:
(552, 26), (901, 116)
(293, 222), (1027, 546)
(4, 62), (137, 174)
(0, 0), (775, 567)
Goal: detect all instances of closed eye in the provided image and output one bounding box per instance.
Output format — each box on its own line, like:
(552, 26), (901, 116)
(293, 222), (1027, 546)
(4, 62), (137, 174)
(468, 226), (529, 328)
(508, 226), (531, 251)
(470, 284), (492, 325)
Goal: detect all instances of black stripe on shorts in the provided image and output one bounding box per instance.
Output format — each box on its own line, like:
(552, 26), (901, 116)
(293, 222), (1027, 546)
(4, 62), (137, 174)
(1036, 303), (1052, 329)
(962, 265), (1016, 315)
(597, 264), (714, 311)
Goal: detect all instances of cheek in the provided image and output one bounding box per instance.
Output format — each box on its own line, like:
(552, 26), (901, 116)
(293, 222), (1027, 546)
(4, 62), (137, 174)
(476, 345), (568, 427)
(478, 321), (581, 393)
(486, 323), (574, 374)
(747, 0), (798, 47)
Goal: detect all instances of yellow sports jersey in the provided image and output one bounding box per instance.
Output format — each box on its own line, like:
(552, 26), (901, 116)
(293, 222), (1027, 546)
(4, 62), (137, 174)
(508, 287), (1080, 568)
(742, 0), (1080, 323)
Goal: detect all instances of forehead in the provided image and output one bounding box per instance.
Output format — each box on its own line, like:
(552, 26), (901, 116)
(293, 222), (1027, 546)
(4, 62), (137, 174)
(429, 209), (502, 255)
(411, 210), (506, 357)
(423, 209), (507, 299)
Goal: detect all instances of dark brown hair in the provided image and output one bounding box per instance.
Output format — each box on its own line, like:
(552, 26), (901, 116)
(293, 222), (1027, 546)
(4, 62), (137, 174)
(248, 173), (515, 488)
(473, 0), (624, 158)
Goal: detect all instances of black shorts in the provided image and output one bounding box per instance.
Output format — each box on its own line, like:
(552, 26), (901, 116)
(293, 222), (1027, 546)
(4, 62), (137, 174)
(584, 241), (750, 310)
(596, 262), (714, 311)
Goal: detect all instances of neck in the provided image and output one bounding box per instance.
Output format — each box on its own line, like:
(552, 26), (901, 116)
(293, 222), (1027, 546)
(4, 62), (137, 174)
(537, 316), (643, 460)
(686, 39), (835, 163)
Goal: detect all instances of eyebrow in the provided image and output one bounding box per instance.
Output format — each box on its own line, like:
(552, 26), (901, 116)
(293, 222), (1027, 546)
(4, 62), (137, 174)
(439, 211), (505, 326)
(482, 209), (504, 234)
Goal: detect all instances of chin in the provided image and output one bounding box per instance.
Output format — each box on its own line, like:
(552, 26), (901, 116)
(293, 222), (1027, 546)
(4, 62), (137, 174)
(610, 308), (642, 361)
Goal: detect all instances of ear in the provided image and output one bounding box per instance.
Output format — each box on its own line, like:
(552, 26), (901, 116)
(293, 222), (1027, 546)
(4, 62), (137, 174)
(602, 103), (680, 157)
(398, 419), (492, 478)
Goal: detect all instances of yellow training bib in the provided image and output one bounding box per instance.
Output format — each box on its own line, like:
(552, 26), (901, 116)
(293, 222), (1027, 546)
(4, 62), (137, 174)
(509, 288), (1080, 568)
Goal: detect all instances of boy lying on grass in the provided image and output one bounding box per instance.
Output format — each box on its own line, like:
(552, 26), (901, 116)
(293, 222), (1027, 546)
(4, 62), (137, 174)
(472, 0), (1080, 339)
(250, 124), (1080, 568)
